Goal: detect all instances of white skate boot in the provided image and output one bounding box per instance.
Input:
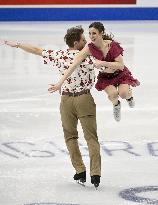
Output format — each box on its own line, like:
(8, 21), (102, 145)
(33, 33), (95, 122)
(113, 101), (121, 122)
(127, 97), (135, 108)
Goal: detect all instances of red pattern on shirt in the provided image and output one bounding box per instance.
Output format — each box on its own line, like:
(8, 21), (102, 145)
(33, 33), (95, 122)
(42, 49), (95, 93)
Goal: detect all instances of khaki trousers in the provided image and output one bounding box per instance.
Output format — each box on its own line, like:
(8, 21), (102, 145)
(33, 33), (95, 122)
(60, 92), (101, 176)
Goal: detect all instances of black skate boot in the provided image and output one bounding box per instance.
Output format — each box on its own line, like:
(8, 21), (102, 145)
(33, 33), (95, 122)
(73, 171), (86, 186)
(91, 175), (100, 189)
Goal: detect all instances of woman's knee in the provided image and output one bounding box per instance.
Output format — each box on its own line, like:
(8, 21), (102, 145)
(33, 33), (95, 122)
(108, 91), (118, 100)
(119, 90), (129, 99)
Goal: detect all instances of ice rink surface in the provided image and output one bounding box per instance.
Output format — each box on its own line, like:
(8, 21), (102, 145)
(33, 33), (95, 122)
(0, 21), (158, 205)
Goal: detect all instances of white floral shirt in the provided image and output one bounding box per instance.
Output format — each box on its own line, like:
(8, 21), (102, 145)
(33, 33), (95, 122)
(42, 49), (95, 93)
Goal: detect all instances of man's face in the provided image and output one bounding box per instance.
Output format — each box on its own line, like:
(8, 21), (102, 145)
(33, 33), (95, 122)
(76, 34), (87, 51)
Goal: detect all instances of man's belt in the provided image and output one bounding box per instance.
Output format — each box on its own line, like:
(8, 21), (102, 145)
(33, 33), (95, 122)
(62, 89), (90, 97)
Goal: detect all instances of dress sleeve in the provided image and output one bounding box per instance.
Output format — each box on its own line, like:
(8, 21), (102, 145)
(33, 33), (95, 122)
(111, 41), (124, 59)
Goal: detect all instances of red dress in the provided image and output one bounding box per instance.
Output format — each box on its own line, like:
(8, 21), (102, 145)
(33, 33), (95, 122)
(88, 41), (140, 91)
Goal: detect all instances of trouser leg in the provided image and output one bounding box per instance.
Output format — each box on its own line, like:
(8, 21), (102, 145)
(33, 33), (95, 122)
(76, 93), (101, 176)
(60, 95), (86, 174)
(80, 116), (101, 176)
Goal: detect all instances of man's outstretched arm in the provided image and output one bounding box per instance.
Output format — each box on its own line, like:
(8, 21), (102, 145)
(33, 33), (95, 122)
(4, 40), (43, 56)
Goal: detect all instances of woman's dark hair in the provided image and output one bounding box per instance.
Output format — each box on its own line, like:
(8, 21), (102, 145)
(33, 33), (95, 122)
(64, 26), (84, 47)
(89, 22), (114, 40)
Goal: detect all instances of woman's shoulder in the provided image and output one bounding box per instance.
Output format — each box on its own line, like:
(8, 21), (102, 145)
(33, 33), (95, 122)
(106, 40), (123, 51)
(110, 40), (122, 47)
(105, 40), (112, 44)
(103, 40), (112, 48)
(104, 40), (121, 51)
(109, 40), (124, 57)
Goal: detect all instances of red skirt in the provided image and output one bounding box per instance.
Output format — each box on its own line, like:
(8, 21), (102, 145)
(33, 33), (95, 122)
(95, 67), (140, 91)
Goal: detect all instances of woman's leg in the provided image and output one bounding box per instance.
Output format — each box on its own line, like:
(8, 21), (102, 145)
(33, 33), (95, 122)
(104, 85), (121, 121)
(104, 85), (119, 106)
(118, 84), (135, 108)
(118, 84), (132, 99)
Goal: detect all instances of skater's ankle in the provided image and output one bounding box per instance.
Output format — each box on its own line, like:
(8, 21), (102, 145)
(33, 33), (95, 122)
(114, 100), (120, 106)
(73, 171), (86, 181)
(126, 96), (133, 101)
(91, 175), (100, 188)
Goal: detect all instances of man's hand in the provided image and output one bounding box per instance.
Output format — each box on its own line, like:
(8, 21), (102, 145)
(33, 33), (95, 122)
(4, 40), (20, 48)
(48, 82), (62, 93)
(2, 40), (43, 56)
(0, 39), (5, 46)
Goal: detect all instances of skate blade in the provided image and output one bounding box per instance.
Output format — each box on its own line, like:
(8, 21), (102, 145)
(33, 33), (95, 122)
(94, 184), (99, 190)
(76, 180), (86, 187)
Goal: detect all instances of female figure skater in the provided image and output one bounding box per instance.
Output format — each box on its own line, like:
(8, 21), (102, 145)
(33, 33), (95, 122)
(50, 22), (140, 121)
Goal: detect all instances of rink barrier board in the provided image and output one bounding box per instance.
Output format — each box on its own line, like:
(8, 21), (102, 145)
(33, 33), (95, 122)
(0, 7), (158, 21)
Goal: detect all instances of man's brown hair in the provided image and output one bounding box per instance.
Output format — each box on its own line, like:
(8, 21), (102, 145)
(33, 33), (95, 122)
(64, 26), (84, 47)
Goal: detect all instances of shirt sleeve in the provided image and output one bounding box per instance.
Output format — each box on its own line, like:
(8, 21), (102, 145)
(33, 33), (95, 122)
(42, 50), (64, 67)
(111, 41), (124, 59)
(42, 49), (56, 65)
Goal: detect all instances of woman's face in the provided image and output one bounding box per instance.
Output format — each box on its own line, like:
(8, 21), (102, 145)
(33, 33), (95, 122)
(89, 27), (103, 44)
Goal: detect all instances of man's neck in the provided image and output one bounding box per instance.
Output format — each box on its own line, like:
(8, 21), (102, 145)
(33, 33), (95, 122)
(69, 47), (78, 51)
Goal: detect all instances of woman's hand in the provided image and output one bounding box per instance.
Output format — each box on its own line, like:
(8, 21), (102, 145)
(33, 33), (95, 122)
(94, 59), (105, 69)
(48, 82), (62, 93)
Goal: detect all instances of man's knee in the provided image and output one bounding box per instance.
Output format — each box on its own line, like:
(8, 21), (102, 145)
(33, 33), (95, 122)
(63, 129), (78, 143)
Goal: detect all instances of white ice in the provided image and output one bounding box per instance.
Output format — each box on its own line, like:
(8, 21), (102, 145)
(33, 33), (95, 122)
(0, 21), (158, 205)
